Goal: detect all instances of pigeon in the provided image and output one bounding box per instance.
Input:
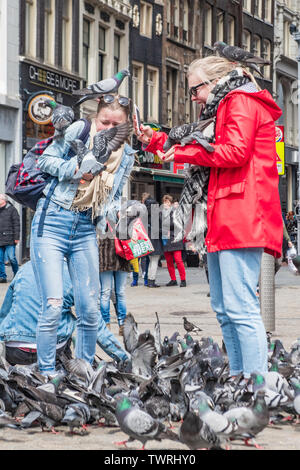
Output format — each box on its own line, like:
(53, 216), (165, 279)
(43, 99), (75, 138)
(214, 41), (270, 77)
(71, 122), (132, 182)
(223, 390), (269, 448)
(63, 358), (94, 386)
(73, 69), (130, 106)
(289, 378), (300, 419)
(62, 402), (91, 434)
(250, 372), (291, 409)
(163, 123), (200, 152)
(179, 411), (222, 450)
(114, 395), (179, 450)
(183, 317), (202, 335)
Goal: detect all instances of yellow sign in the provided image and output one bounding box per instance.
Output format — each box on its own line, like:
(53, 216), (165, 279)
(276, 142), (285, 176)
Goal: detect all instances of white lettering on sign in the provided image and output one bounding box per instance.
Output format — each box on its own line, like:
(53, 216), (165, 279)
(29, 64), (78, 92)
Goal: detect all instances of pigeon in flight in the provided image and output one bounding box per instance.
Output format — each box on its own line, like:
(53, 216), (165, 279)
(71, 122), (132, 182)
(183, 317), (202, 335)
(214, 41), (270, 77)
(43, 99), (75, 138)
(73, 69), (130, 106)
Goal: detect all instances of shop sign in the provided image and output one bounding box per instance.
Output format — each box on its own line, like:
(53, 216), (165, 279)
(22, 61), (80, 95)
(27, 93), (54, 125)
(275, 126), (285, 176)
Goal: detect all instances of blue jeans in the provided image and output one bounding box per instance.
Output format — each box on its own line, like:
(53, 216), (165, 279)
(0, 245), (19, 279)
(100, 270), (128, 325)
(30, 200), (100, 375)
(207, 248), (267, 379)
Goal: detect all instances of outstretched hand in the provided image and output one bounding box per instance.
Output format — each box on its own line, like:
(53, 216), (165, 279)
(133, 114), (153, 146)
(157, 146), (177, 162)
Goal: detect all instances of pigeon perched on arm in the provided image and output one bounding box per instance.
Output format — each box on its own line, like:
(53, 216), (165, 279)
(71, 121), (132, 181)
(214, 41), (270, 77)
(163, 122), (215, 153)
(43, 99), (75, 139)
(73, 69), (130, 106)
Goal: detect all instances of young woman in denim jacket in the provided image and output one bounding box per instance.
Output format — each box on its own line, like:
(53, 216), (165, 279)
(30, 94), (134, 377)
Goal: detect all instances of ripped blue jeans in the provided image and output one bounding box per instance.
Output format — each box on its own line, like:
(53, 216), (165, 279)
(30, 199), (100, 375)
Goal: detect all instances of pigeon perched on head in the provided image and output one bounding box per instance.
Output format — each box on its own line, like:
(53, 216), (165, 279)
(73, 69), (130, 106)
(214, 41), (270, 77)
(71, 122), (132, 182)
(183, 317), (202, 335)
(43, 99), (75, 138)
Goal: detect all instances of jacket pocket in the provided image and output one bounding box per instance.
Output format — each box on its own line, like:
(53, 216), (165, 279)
(215, 181), (245, 199)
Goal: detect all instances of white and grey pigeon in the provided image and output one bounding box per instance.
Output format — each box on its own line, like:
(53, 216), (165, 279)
(44, 99), (75, 139)
(179, 410), (223, 450)
(73, 69), (130, 106)
(163, 122), (214, 153)
(61, 402), (91, 434)
(196, 393), (238, 441)
(71, 122), (131, 182)
(289, 378), (300, 419)
(214, 41), (270, 77)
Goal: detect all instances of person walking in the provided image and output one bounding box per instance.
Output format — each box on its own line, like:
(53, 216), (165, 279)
(30, 94), (132, 377)
(143, 193), (163, 288)
(134, 55), (283, 380)
(0, 194), (20, 283)
(161, 194), (187, 287)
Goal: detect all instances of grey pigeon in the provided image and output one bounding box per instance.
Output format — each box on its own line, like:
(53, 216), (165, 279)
(115, 395), (179, 450)
(214, 41), (270, 77)
(183, 316), (202, 335)
(196, 393), (237, 442)
(44, 99), (74, 138)
(62, 402), (91, 434)
(71, 122), (132, 182)
(289, 378), (300, 418)
(73, 69), (130, 105)
(179, 411), (222, 450)
(223, 390), (269, 448)
(250, 372), (291, 409)
(163, 123), (199, 152)
(64, 358), (94, 386)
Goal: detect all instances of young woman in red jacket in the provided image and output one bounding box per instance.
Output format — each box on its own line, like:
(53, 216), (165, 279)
(134, 56), (283, 381)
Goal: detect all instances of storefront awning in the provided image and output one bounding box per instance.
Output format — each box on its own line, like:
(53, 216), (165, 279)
(133, 166), (185, 184)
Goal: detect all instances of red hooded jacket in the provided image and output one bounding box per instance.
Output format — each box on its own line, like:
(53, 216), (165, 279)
(146, 89), (283, 258)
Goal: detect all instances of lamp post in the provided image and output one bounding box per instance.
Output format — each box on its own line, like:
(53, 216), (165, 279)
(290, 25), (300, 254)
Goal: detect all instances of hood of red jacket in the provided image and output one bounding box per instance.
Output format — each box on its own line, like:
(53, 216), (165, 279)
(227, 88), (282, 122)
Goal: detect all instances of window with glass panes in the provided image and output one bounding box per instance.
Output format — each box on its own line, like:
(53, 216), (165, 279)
(228, 16), (235, 46)
(99, 25), (106, 81)
(216, 11), (224, 42)
(25, 0), (34, 56)
(204, 4), (212, 46)
(83, 19), (90, 87)
(263, 39), (271, 79)
(132, 63), (144, 116)
(44, 0), (53, 63)
(140, 1), (153, 38)
(114, 34), (120, 74)
(147, 67), (158, 121)
(62, 0), (71, 68)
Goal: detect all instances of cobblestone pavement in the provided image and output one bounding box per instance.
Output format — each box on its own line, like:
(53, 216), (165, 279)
(0, 263), (299, 450)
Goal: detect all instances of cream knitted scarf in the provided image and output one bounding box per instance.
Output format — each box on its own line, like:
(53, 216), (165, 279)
(71, 119), (125, 219)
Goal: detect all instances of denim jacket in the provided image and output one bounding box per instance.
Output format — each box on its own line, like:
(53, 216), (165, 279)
(0, 261), (128, 362)
(39, 120), (136, 224)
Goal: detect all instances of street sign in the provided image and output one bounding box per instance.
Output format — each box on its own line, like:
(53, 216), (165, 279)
(275, 125), (285, 176)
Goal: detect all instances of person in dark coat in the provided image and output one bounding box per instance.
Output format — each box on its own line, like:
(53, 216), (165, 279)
(0, 194), (20, 283)
(161, 194), (186, 287)
(143, 194), (164, 288)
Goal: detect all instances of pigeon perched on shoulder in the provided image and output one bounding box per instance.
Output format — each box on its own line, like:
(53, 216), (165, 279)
(183, 317), (202, 335)
(214, 41), (270, 77)
(73, 69), (130, 106)
(114, 395), (179, 450)
(43, 99), (75, 139)
(71, 122), (131, 182)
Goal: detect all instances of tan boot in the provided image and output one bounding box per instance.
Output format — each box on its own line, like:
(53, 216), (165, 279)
(106, 323), (111, 330)
(119, 325), (124, 336)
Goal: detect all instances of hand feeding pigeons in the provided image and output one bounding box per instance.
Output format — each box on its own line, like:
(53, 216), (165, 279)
(73, 69), (130, 106)
(71, 121), (132, 181)
(214, 41), (270, 77)
(163, 122), (215, 153)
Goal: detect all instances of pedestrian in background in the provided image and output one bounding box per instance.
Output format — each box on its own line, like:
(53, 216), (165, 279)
(135, 55), (283, 380)
(143, 193), (163, 288)
(162, 194), (186, 287)
(0, 194), (20, 283)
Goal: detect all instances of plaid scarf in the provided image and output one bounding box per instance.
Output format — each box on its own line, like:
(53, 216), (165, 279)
(173, 68), (251, 253)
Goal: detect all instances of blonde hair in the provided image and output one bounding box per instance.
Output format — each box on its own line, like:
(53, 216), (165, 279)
(188, 56), (261, 90)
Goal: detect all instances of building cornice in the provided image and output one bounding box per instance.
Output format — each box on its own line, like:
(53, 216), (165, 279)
(92, 0), (132, 19)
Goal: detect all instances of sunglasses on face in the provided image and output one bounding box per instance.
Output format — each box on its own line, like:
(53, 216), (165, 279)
(189, 81), (210, 97)
(101, 94), (130, 107)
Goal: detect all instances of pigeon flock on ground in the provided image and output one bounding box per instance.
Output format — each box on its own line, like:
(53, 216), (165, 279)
(0, 312), (300, 450)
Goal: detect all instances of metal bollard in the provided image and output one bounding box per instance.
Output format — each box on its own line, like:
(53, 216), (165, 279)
(259, 252), (276, 332)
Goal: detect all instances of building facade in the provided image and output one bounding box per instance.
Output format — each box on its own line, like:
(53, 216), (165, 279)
(274, 0), (300, 213)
